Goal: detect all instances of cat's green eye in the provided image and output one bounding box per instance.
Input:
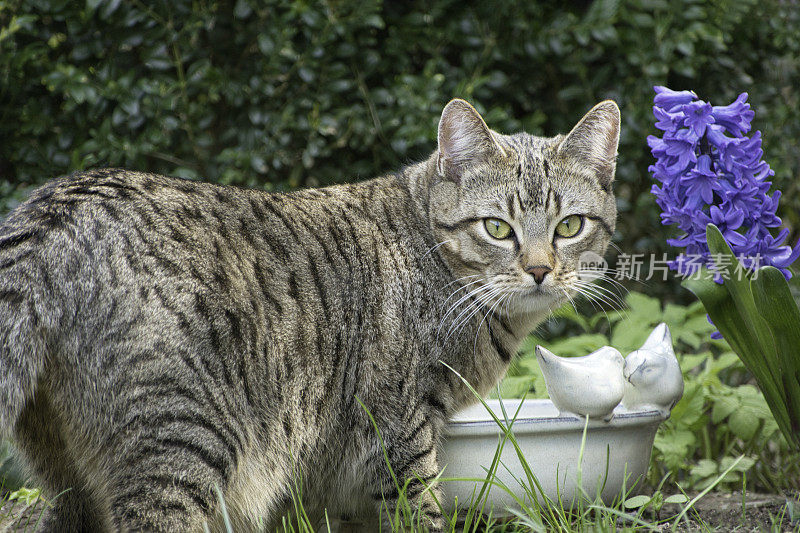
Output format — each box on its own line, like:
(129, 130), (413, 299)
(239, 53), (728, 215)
(484, 218), (513, 240)
(555, 215), (583, 238)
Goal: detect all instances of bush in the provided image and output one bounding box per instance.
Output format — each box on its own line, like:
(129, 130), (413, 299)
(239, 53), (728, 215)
(1, 0), (798, 299)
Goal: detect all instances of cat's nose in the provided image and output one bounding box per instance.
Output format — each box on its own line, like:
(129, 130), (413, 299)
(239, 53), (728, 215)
(525, 265), (552, 284)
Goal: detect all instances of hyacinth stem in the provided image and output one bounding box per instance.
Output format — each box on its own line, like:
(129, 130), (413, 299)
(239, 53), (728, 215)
(682, 224), (800, 451)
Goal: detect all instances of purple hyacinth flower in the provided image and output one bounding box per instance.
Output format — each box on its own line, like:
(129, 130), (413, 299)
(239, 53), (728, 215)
(683, 101), (714, 137)
(748, 229), (800, 279)
(749, 191), (783, 228)
(679, 155), (718, 204)
(711, 93), (754, 137)
(654, 86), (697, 111)
(663, 129), (698, 174)
(653, 106), (683, 133)
(649, 86), (800, 282)
(719, 182), (759, 214)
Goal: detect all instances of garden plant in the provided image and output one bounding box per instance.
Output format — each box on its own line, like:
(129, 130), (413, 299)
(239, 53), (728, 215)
(649, 87), (800, 451)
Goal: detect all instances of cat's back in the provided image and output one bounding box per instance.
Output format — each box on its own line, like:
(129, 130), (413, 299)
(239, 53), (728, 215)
(1, 170), (260, 318)
(0, 167), (430, 361)
(1, 168), (263, 248)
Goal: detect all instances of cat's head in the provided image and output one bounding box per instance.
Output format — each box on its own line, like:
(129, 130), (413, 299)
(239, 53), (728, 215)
(427, 98), (619, 317)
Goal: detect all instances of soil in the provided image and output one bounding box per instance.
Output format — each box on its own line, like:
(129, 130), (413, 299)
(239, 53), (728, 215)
(650, 491), (799, 532)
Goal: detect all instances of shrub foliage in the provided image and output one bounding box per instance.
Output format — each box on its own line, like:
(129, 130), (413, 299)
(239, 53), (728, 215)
(1, 0), (798, 281)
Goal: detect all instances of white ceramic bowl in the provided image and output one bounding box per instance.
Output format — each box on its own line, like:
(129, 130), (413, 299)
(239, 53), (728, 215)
(440, 399), (667, 513)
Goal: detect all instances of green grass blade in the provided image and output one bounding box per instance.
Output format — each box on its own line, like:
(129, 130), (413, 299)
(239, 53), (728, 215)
(440, 361), (573, 528)
(213, 484), (234, 533)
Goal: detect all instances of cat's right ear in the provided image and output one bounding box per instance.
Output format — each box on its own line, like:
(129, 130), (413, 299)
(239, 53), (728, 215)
(437, 99), (507, 181)
(556, 100), (620, 189)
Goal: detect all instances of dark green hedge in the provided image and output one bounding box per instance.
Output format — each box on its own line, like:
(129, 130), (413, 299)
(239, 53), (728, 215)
(1, 0), (798, 297)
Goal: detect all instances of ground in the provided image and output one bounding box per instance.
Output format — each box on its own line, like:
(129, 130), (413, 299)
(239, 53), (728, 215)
(657, 491), (799, 532)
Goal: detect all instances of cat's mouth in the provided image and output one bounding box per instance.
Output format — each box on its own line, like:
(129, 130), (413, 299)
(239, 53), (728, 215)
(506, 285), (565, 314)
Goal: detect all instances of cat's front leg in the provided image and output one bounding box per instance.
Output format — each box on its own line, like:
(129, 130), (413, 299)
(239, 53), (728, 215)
(370, 412), (447, 532)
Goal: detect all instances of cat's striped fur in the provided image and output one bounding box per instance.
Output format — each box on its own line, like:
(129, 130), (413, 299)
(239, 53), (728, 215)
(0, 99), (619, 531)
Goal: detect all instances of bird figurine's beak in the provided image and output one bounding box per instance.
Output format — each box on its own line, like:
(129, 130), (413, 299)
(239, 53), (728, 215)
(623, 359), (644, 382)
(535, 345), (554, 364)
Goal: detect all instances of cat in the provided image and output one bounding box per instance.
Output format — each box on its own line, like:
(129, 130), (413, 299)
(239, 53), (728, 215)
(0, 98), (619, 531)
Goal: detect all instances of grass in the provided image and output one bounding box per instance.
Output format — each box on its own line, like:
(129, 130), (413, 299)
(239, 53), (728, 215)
(205, 366), (800, 532)
(1, 416), (797, 532)
(256, 408), (780, 533)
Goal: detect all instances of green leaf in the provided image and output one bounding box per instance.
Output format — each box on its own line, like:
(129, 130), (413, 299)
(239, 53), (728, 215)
(751, 266), (800, 446)
(552, 303), (591, 331)
(610, 320), (653, 353)
(704, 226), (780, 386)
(625, 292), (661, 320)
(720, 455), (755, 474)
(623, 494), (652, 509)
(728, 406), (760, 441)
(682, 255), (792, 442)
(707, 352), (745, 375)
(690, 459), (718, 479)
(711, 393), (738, 424)
(679, 352), (708, 373)
(662, 302), (689, 327)
(8, 487), (40, 505)
(664, 494), (690, 504)
(669, 381), (706, 427)
(493, 376), (536, 399)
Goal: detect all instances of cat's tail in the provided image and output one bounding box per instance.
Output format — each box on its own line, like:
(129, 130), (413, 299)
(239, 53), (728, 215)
(0, 231), (48, 439)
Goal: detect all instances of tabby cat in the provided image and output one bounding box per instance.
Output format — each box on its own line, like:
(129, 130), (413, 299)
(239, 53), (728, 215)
(0, 99), (619, 531)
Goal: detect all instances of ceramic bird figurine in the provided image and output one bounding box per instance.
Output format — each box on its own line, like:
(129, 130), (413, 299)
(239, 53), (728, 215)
(621, 323), (684, 416)
(535, 345), (625, 420)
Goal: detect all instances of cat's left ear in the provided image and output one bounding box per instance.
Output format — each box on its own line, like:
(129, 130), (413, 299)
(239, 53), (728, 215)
(557, 100), (620, 189)
(437, 99), (507, 181)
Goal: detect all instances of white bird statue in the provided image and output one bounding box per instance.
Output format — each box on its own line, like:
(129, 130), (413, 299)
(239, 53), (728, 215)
(621, 323), (684, 416)
(535, 345), (625, 420)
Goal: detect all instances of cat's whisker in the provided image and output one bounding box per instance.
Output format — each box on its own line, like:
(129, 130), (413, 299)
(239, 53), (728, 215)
(571, 282), (630, 323)
(439, 280), (490, 322)
(501, 290), (516, 317)
(559, 287), (581, 317)
(583, 272), (641, 296)
(439, 277), (485, 312)
(458, 288), (507, 337)
(441, 273), (482, 291)
(585, 266), (650, 287)
(437, 281), (493, 340)
(568, 284), (608, 317)
(569, 286), (611, 322)
(447, 286), (502, 339)
(446, 285), (505, 341)
(578, 269), (633, 293)
(421, 239), (453, 261)
(472, 288), (510, 355)
(572, 278), (627, 309)
(572, 281), (625, 311)
(571, 272), (626, 300)
(608, 241), (624, 254)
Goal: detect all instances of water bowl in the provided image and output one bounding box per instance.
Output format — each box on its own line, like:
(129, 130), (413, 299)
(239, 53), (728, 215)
(440, 399), (668, 514)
